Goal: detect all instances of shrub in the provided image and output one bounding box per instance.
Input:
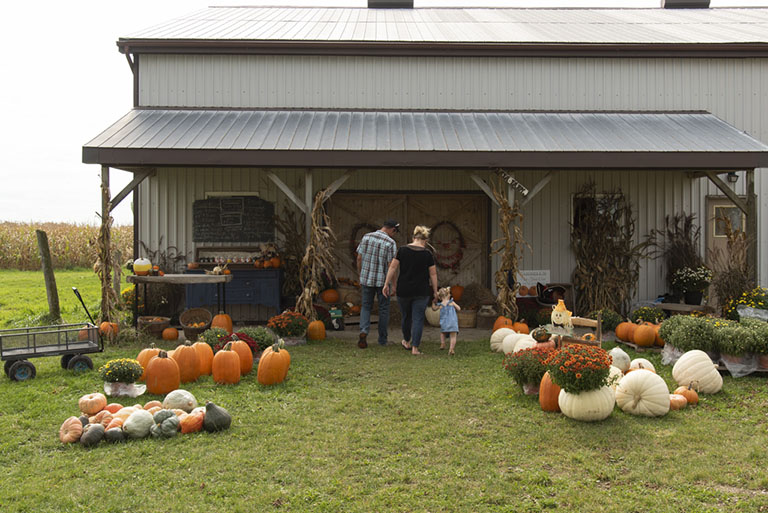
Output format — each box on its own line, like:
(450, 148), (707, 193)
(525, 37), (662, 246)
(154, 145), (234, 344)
(201, 327), (229, 352)
(740, 318), (768, 354)
(588, 308), (623, 333)
(661, 315), (717, 353)
(238, 326), (276, 351)
(716, 324), (757, 356)
(630, 306), (665, 324)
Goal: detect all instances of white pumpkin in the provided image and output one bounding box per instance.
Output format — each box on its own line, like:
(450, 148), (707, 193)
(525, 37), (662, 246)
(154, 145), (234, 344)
(162, 389), (198, 413)
(608, 347), (631, 373)
(424, 306), (440, 327)
(501, 333), (526, 354)
(558, 386), (615, 422)
(629, 358), (656, 373)
(122, 409), (154, 439)
(513, 336), (537, 353)
(672, 349), (723, 394)
(608, 365), (624, 391)
(490, 328), (515, 353)
(615, 369), (670, 417)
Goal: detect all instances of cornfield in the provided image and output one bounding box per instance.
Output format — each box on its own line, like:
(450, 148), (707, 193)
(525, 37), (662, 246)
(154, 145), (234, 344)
(0, 222), (133, 270)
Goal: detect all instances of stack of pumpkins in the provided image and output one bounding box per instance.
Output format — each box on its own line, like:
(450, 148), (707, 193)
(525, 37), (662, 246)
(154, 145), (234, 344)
(615, 320), (664, 348)
(58, 391), (231, 447)
(489, 316), (537, 354)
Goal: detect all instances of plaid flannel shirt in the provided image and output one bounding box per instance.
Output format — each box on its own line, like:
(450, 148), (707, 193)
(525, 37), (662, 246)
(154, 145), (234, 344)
(356, 230), (396, 287)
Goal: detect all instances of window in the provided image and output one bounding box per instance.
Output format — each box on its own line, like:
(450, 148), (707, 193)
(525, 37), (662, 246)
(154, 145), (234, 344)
(713, 206), (744, 237)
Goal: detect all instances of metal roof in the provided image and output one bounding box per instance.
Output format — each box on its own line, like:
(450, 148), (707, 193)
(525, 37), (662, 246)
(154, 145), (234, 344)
(82, 109), (768, 170)
(121, 7), (768, 45)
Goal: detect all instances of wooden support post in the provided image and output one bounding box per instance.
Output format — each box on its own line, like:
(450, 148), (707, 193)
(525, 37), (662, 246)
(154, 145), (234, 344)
(467, 172), (500, 207)
(746, 169), (758, 286)
(36, 230), (60, 321)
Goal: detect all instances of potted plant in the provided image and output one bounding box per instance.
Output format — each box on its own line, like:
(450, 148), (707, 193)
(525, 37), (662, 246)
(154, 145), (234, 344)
(543, 345), (616, 422)
(502, 346), (553, 395)
(99, 358), (146, 397)
(741, 318), (768, 369)
(267, 310), (310, 345)
(671, 266), (713, 305)
(717, 323), (757, 365)
(630, 306), (665, 324)
(661, 315), (718, 360)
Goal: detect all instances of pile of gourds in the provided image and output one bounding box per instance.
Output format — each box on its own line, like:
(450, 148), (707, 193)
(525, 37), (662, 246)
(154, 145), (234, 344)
(59, 391), (232, 448)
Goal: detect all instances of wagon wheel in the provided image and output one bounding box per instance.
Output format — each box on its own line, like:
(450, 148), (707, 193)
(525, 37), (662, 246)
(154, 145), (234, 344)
(67, 355), (93, 373)
(9, 360), (36, 381)
(4, 359), (18, 377)
(60, 354), (74, 369)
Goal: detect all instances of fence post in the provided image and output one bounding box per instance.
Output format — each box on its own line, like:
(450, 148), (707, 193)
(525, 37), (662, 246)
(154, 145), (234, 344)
(36, 229), (61, 320)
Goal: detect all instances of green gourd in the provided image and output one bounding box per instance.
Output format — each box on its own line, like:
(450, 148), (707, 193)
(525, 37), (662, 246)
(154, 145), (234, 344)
(202, 401), (232, 432)
(78, 415), (90, 427)
(153, 409), (176, 424)
(150, 415), (180, 439)
(80, 423), (105, 448)
(104, 428), (126, 443)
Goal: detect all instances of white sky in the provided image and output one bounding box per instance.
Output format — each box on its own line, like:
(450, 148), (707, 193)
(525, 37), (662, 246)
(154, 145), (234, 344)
(0, 0), (765, 226)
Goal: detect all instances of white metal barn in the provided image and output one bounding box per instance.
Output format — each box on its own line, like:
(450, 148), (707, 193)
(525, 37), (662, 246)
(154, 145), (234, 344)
(84, 2), (768, 320)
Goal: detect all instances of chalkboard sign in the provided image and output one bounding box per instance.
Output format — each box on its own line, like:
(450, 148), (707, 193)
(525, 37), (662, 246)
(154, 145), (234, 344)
(193, 196), (275, 242)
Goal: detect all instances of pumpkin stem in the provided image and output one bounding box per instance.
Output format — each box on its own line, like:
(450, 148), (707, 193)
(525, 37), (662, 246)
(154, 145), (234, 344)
(271, 342), (281, 353)
(157, 350), (168, 358)
(222, 341), (233, 351)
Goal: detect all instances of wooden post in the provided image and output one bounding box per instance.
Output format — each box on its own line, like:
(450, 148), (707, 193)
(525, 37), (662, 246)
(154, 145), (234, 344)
(745, 169), (758, 286)
(100, 166), (113, 323)
(35, 229), (60, 320)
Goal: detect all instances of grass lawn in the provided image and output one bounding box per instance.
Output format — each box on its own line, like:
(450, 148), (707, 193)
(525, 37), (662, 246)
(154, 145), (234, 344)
(1, 332), (767, 512)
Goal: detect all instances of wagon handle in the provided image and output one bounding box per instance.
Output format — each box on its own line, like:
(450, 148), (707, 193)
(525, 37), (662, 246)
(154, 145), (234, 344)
(72, 287), (97, 326)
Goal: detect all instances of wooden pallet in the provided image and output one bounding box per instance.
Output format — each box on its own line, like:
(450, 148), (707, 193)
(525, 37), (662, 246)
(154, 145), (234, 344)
(613, 339), (663, 353)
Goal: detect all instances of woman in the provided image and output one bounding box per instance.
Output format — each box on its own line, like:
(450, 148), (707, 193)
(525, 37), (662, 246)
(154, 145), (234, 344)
(383, 225), (438, 355)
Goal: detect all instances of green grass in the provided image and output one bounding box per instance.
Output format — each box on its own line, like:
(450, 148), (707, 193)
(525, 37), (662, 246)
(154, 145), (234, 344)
(1, 333), (767, 512)
(0, 269), (127, 327)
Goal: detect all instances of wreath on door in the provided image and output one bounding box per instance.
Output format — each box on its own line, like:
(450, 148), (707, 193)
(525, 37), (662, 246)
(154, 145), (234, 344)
(430, 220), (466, 271)
(349, 222), (378, 268)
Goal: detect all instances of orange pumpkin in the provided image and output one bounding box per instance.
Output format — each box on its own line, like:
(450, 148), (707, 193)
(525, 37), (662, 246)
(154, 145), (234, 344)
(193, 341), (214, 375)
(171, 341), (201, 383)
(103, 403), (123, 414)
(78, 393), (107, 415)
(212, 342), (241, 385)
(450, 285), (465, 302)
(262, 259), (273, 269)
(270, 257), (281, 268)
(307, 320), (326, 341)
(633, 324), (656, 347)
(179, 411), (205, 434)
(674, 382), (699, 406)
(349, 305), (361, 315)
(105, 417), (125, 431)
(230, 337), (254, 375)
(162, 327), (179, 341)
(258, 343), (291, 386)
(539, 371), (561, 413)
(654, 324), (665, 347)
(143, 400), (162, 410)
(99, 321), (119, 339)
(320, 289), (340, 304)
(59, 416), (84, 444)
(145, 351), (181, 395)
(136, 344), (161, 381)
(615, 321), (632, 342)
(253, 259), (264, 269)
(512, 321), (529, 334)
(669, 394), (688, 410)
(519, 285), (529, 296)
(211, 312), (233, 334)
(493, 316), (515, 332)
(581, 333), (597, 342)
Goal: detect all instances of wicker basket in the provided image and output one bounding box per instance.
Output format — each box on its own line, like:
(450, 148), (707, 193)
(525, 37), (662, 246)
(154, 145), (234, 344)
(457, 309), (477, 328)
(138, 316), (171, 339)
(180, 308), (212, 341)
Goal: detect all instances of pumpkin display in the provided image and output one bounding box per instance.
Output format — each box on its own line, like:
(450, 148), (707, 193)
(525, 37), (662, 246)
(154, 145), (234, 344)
(122, 409), (154, 439)
(171, 341), (201, 383)
(179, 410), (205, 434)
(513, 336), (537, 353)
(490, 328), (515, 353)
(615, 321), (633, 342)
(162, 327), (179, 341)
(450, 285), (465, 302)
(211, 312), (233, 334)
(672, 350), (722, 394)
(512, 321), (529, 334)
(144, 351), (181, 395)
(257, 342), (291, 385)
(212, 342), (241, 385)
(230, 337), (254, 375)
(531, 327), (550, 343)
(203, 402), (232, 432)
(614, 370), (671, 417)
(501, 332), (526, 354)
(162, 389), (198, 412)
(607, 365), (624, 391)
(307, 320), (326, 341)
(99, 321), (119, 340)
(59, 416), (84, 444)
(674, 382), (699, 406)
(136, 344), (161, 381)
(78, 393), (107, 415)
(539, 371), (561, 412)
(633, 324), (656, 347)
(669, 394), (688, 410)
(493, 316), (515, 332)
(628, 358), (656, 374)
(558, 386), (615, 422)
(80, 423), (105, 448)
(193, 341), (214, 376)
(608, 347), (631, 373)
(320, 289), (340, 303)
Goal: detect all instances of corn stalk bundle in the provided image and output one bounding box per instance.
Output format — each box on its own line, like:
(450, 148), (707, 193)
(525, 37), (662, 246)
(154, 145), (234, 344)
(274, 206), (306, 297)
(95, 184), (120, 324)
(708, 214), (754, 314)
(295, 189), (337, 322)
(570, 182), (647, 317)
(490, 174), (528, 319)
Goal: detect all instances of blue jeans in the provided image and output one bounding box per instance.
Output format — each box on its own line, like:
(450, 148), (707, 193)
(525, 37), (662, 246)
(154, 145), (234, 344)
(360, 285), (390, 345)
(398, 295), (430, 348)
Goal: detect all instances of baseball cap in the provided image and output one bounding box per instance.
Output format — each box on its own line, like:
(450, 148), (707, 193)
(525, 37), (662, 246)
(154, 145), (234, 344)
(383, 219), (400, 232)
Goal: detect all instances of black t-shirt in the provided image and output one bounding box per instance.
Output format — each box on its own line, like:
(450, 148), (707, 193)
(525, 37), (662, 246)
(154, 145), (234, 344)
(395, 245), (435, 297)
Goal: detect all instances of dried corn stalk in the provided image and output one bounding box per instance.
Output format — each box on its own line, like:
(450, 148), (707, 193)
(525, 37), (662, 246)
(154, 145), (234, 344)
(295, 189), (337, 322)
(274, 206), (306, 297)
(490, 173), (529, 319)
(95, 183), (120, 324)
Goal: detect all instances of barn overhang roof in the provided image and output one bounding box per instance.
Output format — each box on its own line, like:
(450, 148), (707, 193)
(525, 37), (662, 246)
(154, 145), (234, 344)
(82, 109), (768, 170)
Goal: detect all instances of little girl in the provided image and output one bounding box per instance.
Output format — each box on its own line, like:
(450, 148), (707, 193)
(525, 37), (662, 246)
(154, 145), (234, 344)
(433, 286), (461, 355)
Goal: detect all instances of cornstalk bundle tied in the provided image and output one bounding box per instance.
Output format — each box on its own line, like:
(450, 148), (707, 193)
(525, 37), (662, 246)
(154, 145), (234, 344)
(295, 189), (337, 322)
(490, 173), (528, 319)
(274, 206), (306, 297)
(95, 184), (120, 324)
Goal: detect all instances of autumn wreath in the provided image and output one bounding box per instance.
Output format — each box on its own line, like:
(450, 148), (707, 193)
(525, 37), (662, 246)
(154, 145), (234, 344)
(430, 220), (466, 271)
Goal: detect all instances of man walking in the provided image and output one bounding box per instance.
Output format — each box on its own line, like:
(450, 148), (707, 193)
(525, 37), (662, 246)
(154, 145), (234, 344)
(355, 220), (399, 348)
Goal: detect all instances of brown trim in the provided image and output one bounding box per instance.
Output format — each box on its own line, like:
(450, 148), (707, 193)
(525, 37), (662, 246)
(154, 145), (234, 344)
(133, 53), (140, 108)
(82, 147), (768, 170)
(116, 40), (768, 58)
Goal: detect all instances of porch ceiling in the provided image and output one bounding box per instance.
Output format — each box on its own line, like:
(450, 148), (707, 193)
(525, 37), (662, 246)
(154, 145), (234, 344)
(82, 109), (768, 170)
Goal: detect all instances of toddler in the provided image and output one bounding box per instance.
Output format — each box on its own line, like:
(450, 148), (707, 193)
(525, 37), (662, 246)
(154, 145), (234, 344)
(433, 286), (461, 355)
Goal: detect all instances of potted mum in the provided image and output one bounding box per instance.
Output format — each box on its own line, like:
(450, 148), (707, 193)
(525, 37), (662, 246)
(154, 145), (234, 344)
(502, 346), (553, 395)
(741, 318), (768, 369)
(544, 345), (616, 422)
(717, 323), (758, 376)
(267, 310), (309, 345)
(672, 266), (713, 305)
(99, 358), (146, 397)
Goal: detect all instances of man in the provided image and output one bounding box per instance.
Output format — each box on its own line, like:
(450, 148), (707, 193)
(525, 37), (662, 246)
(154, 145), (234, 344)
(355, 219), (399, 348)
